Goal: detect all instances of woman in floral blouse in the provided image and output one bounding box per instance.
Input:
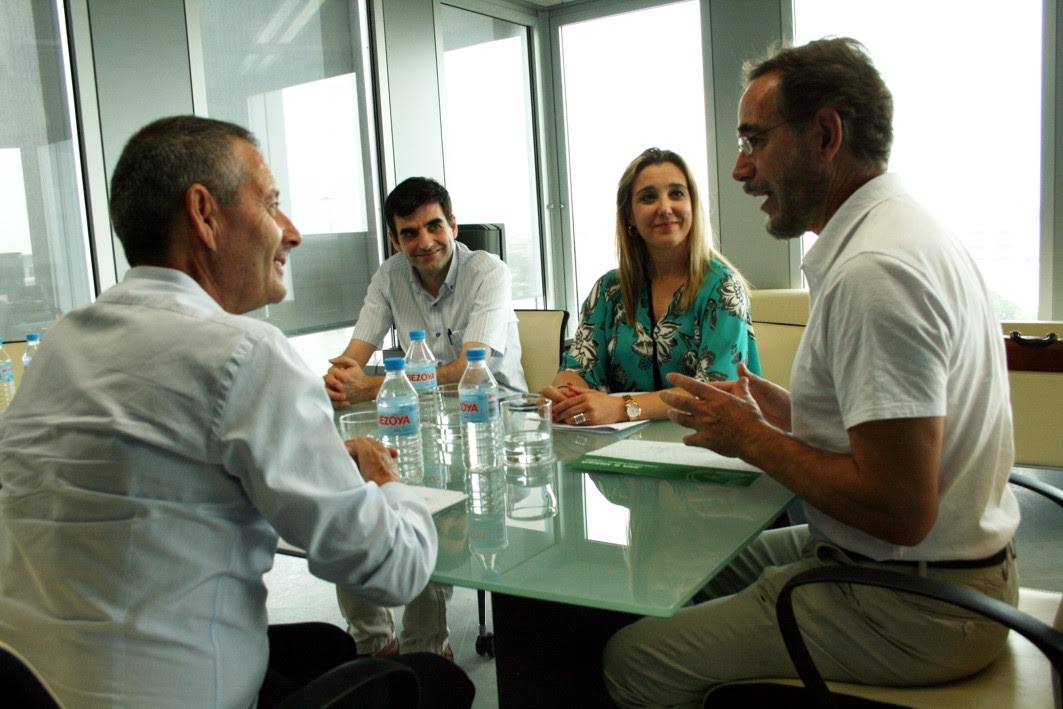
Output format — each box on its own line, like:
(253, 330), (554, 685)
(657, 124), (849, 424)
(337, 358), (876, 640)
(544, 148), (760, 425)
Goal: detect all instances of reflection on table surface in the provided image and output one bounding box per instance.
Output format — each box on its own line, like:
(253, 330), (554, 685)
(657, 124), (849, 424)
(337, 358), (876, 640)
(357, 412), (797, 619)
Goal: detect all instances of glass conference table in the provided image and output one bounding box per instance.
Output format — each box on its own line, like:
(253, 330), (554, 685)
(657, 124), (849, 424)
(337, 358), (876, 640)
(392, 416), (793, 707)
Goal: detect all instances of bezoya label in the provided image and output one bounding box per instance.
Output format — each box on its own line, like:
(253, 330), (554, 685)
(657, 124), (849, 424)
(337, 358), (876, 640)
(459, 390), (498, 424)
(377, 402), (420, 437)
(406, 362), (438, 392)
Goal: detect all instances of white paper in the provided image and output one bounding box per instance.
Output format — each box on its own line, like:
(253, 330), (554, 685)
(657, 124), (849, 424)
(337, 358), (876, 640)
(410, 485), (467, 515)
(584, 439), (761, 473)
(553, 419), (651, 434)
(277, 486), (467, 558)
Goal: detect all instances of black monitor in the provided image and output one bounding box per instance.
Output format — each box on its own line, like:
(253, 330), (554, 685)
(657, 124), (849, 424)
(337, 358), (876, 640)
(456, 223), (505, 262)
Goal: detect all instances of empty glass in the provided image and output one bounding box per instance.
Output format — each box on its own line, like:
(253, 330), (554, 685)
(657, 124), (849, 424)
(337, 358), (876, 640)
(422, 411), (465, 488)
(338, 411), (378, 440)
(437, 383), (461, 415)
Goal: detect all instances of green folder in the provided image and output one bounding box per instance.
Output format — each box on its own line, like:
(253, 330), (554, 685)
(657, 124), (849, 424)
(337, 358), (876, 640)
(568, 454), (759, 487)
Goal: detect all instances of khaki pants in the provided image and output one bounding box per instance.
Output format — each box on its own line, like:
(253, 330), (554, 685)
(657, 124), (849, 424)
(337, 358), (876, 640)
(336, 582), (453, 654)
(603, 525), (1018, 709)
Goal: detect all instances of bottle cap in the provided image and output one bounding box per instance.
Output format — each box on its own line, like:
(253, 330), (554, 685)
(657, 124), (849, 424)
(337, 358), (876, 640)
(409, 329), (426, 341)
(466, 348), (486, 362)
(26, 333), (40, 343)
(384, 357), (407, 372)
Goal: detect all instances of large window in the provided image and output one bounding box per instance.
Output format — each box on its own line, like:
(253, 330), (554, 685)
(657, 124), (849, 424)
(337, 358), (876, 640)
(440, 4), (544, 306)
(795, 0), (1044, 319)
(556, 1), (710, 311)
(0, 0), (92, 343)
(195, 0), (382, 335)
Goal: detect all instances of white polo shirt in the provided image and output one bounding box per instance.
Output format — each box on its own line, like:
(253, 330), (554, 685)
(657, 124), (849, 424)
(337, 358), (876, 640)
(792, 174), (1019, 561)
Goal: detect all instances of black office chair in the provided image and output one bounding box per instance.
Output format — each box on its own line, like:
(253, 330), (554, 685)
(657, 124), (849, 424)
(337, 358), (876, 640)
(705, 472), (1063, 708)
(0, 645), (417, 708)
(0, 646), (59, 708)
(274, 657), (419, 708)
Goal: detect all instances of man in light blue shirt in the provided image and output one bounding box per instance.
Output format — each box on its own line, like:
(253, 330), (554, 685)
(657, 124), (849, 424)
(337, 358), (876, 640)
(0, 116), (473, 708)
(324, 177), (526, 406)
(325, 177), (526, 658)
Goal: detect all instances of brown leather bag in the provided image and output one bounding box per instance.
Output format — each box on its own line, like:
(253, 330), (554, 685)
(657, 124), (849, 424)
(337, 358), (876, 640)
(1005, 331), (1062, 373)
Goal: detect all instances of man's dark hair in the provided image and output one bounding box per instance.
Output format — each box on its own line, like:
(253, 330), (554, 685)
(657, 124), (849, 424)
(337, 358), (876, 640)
(744, 37), (893, 169)
(109, 115), (257, 266)
(384, 177), (453, 235)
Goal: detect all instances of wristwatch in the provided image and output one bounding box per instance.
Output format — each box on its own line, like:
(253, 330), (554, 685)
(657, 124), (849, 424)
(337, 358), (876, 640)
(623, 395), (641, 421)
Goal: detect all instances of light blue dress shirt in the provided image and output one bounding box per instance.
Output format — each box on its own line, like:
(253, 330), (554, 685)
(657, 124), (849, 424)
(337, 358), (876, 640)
(352, 242), (527, 392)
(0, 267), (437, 708)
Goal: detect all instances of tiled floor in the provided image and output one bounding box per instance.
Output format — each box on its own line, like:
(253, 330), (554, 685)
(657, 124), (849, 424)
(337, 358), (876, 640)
(265, 466), (1063, 709)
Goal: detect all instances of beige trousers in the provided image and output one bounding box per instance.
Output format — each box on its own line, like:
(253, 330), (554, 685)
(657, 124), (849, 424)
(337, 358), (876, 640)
(603, 525), (1018, 708)
(336, 582), (454, 654)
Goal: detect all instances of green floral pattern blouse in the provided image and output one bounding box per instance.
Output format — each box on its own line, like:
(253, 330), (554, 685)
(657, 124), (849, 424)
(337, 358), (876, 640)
(560, 260), (761, 392)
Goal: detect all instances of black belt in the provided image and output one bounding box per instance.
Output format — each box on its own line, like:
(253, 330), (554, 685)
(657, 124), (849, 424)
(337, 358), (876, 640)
(841, 546), (1008, 570)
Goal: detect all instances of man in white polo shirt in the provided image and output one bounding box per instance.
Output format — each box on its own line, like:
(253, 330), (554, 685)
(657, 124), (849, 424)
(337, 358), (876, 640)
(325, 177), (526, 659)
(603, 38), (1018, 707)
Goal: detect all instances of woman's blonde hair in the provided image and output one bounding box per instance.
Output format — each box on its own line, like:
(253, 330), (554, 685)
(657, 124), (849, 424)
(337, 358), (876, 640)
(615, 148), (739, 326)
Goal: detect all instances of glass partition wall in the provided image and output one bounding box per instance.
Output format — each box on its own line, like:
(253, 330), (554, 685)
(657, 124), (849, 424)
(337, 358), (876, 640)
(554, 0), (711, 312)
(0, 0), (93, 344)
(192, 0), (383, 335)
(795, 0), (1044, 319)
(439, 3), (545, 307)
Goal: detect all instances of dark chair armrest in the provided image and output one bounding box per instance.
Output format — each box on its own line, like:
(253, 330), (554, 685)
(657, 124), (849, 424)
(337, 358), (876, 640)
(274, 657), (418, 709)
(1010, 471), (1063, 510)
(776, 565), (1063, 709)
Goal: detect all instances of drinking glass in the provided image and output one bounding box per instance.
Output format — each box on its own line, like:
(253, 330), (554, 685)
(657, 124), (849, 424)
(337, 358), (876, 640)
(422, 411), (465, 487)
(501, 394), (553, 465)
(338, 411), (378, 440)
(437, 383), (461, 415)
(505, 459), (558, 521)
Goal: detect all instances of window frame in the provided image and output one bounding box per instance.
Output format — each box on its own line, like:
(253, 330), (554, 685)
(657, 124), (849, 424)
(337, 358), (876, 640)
(437, 0), (550, 307)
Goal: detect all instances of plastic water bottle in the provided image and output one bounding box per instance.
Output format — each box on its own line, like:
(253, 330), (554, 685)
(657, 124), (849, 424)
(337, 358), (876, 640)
(22, 333), (40, 370)
(376, 357), (424, 484)
(459, 348), (502, 473)
(459, 350), (504, 533)
(0, 339), (15, 413)
(406, 329), (440, 424)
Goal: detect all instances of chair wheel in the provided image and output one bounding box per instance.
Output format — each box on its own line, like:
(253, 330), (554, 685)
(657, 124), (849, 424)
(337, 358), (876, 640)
(475, 632), (495, 658)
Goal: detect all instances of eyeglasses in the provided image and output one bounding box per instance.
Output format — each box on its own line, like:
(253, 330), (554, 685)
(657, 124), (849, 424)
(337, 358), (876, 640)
(737, 119), (793, 156)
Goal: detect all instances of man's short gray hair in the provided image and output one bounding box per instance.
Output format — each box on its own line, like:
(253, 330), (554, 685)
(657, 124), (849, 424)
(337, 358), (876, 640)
(109, 115), (257, 266)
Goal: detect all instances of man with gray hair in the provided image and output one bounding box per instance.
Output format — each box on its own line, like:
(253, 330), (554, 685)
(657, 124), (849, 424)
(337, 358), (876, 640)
(0, 115), (473, 708)
(603, 38), (1018, 706)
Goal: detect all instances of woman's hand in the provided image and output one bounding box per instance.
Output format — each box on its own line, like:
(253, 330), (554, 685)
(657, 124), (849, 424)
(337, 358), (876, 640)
(550, 385), (626, 425)
(540, 382), (582, 403)
(542, 383), (578, 406)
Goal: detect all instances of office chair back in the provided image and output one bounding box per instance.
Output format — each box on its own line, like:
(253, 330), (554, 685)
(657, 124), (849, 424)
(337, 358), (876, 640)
(0, 645), (59, 707)
(456, 223), (505, 261)
(514, 309), (569, 393)
(273, 657), (419, 708)
(704, 472), (1063, 708)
